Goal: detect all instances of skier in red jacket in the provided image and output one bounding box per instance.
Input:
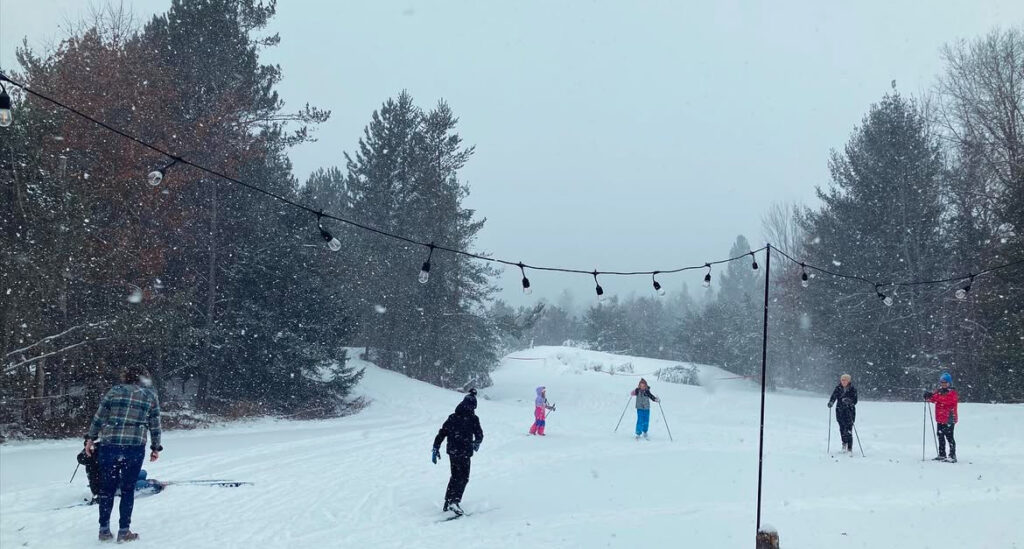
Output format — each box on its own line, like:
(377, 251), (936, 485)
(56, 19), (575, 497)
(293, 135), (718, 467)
(924, 372), (959, 463)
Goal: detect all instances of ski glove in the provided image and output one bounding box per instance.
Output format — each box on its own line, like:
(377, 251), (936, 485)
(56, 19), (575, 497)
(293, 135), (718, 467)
(827, 401), (834, 408)
(923, 391), (933, 400)
(473, 442), (481, 452)
(431, 447), (440, 464)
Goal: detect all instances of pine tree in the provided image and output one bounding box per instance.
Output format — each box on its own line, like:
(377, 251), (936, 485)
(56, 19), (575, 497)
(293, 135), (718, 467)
(800, 92), (947, 397)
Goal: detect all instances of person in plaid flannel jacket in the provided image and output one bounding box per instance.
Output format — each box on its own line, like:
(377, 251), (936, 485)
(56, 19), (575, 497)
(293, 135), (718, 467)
(84, 364), (162, 543)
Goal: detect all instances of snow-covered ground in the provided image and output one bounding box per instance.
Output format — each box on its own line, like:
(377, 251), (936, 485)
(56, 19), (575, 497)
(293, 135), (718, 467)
(1, 346), (1021, 548)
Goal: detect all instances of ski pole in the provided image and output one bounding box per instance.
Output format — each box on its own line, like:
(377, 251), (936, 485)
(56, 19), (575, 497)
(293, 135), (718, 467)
(922, 401), (927, 462)
(613, 396), (634, 432)
(657, 400), (673, 442)
(70, 462), (81, 484)
(853, 424), (865, 457)
(928, 402), (939, 454)
(827, 406), (832, 454)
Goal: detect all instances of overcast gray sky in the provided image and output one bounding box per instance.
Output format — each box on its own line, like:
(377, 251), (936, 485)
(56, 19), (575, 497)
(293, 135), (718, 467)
(3, 1), (1023, 306)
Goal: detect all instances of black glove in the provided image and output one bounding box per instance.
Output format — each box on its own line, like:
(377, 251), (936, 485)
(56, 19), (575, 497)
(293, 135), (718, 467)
(923, 391), (933, 400)
(473, 441), (481, 452)
(827, 401), (833, 408)
(431, 447), (440, 464)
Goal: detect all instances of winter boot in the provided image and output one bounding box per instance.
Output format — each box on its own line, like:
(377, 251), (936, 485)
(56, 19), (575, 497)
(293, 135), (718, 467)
(643, 432), (649, 440)
(932, 455), (946, 461)
(98, 529), (113, 542)
(449, 502), (464, 516)
(948, 454), (958, 463)
(443, 501), (450, 512)
(116, 530), (139, 543)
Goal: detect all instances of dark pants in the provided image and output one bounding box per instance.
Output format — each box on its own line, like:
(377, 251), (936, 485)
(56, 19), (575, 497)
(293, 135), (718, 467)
(937, 423), (956, 457)
(97, 444), (145, 531)
(836, 407), (855, 448)
(445, 454), (472, 506)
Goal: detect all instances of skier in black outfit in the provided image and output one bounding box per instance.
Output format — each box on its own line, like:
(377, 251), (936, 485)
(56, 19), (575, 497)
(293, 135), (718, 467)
(78, 443), (103, 504)
(432, 389), (483, 516)
(827, 373), (858, 454)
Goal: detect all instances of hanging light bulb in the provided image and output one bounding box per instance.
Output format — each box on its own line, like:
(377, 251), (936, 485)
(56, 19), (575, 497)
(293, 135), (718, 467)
(652, 272), (666, 296)
(519, 263), (532, 295)
(419, 244), (435, 284)
(955, 275), (973, 300)
(317, 213), (342, 252)
(147, 158), (178, 187)
(702, 264), (712, 288)
(750, 252), (759, 271)
(593, 271), (605, 302)
(0, 82), (12, 128)
(800, 263), (809, 288)
(876, 285), (893, 306)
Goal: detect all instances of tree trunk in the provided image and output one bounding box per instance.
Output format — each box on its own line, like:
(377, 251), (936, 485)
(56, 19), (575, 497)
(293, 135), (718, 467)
(197, 183), (218, 408)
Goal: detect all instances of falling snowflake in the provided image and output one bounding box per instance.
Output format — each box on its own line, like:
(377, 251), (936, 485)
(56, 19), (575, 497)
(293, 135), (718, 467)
(127, 287), (143, 303)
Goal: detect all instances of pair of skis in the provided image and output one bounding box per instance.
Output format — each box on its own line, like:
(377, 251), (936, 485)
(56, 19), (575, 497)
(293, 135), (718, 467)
(163, 479), (253, 487)
(435, 507), (497, 523)
(55, 480), (252, 510)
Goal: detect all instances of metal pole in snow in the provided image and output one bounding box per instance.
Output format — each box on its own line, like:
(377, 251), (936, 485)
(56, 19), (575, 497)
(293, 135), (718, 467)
(755, 243), (771, 534)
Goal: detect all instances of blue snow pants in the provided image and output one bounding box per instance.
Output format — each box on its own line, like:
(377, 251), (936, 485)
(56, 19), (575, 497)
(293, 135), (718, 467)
(97, 444), (145, 531)
(635, 408), (651, 435)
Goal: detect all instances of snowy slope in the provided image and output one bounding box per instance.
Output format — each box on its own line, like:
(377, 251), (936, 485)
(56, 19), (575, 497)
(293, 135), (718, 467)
(1, 347), (1022, 548)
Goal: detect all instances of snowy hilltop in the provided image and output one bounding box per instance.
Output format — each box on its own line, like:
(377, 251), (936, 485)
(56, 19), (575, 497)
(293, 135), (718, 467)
(1, 346), (1021, 548)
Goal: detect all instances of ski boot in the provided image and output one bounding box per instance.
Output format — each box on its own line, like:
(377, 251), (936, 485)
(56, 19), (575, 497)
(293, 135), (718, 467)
(932, 455), (946, 461)
(948, 455), (957, 463)
(449, 502), (464, 516)
(643, 432), (649, 440)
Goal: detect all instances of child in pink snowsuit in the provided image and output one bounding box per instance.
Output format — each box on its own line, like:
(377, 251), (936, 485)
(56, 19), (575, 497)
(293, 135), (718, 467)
(528, 386), (555, 435)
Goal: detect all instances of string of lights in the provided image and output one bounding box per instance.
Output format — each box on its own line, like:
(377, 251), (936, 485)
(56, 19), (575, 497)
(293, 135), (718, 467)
(0, 71), (772, 295)
(771, 247), (1024, 305)
(2, 70), (1021, 302)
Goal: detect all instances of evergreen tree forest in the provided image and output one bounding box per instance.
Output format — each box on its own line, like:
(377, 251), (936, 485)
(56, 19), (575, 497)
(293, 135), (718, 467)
(0, 1), (495, 436)
(503, 29), (1024, 403)
(1, 4), (1022, 441)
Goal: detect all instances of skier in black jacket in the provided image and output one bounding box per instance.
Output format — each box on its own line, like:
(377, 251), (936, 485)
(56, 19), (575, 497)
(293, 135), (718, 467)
(827, 374), (858, 454)
(432, 389), (484, 516)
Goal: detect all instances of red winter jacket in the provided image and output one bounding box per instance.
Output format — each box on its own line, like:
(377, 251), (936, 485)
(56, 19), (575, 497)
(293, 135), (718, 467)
(929, 388), (959, 424)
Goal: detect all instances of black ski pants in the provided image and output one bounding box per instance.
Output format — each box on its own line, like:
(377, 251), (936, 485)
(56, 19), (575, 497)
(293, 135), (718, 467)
(937, 423), (956, 457)
(445, 454), (472, 505)
(836, 407), (855, 448)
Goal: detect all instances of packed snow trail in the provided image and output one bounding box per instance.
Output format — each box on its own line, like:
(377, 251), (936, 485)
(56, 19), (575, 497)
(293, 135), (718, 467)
(1, 346), (1021, 548)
